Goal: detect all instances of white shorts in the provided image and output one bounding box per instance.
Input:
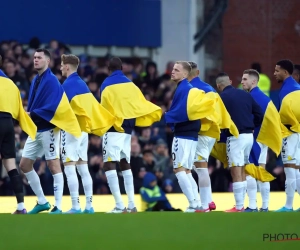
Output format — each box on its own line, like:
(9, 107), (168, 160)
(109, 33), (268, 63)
(102, 132), (131, 163)
(61, 131), (88, 163)
(281, 133), (300, 165)
(172, 137), (197, 170)
(257, 142), (268, 165)
(226, 133), (253, 167)
(22, 128), (60, 161)
(194, 135), (216, 162)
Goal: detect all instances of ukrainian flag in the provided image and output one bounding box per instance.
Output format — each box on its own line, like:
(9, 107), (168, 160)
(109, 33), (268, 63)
(0, 76), (37, 140)
(63, 73), (116, 136)
(243, 86), (281, 181)
(278, 76), (300, 138)
(100, 70), (162, 132)
(210, 132), (228, 168)
(27, 69), (81, 137)
(251, 86), (282, 157)
(164, 79), (216, 124)
(200, 92), (239, 140)
(0, 69), (8, 78)
(189, 78), (238, 140)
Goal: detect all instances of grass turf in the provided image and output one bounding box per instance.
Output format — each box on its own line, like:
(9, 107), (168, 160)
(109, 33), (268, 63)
(0, 212), (299, 250)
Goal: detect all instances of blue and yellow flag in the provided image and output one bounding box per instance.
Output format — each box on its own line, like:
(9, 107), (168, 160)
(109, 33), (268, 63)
(190, 77), (239, 140)
(250, 86), (282, 157)
(0, 76), (37, 140)
(242, 86), (280, 182)
(189, 77), (216, 93)
(100, 70), (162, 132)
(0, 69), (8, 78)
(165, 78), (216, 125)
(278, 76), (300, 138)
(28, 68), (81, 137)
(63, 73), (116, 136)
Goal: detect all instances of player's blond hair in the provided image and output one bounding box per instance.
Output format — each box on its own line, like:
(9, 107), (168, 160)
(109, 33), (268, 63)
(175, 61), (192, 74)
(61, 54), (80, 68)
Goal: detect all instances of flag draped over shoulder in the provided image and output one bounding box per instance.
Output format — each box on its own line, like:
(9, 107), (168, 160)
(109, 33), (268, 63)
(251, 86), (282, 157)
(63, 73), (116, 136)
(242, 87), (280, 181)
(164, 79), (215, 125)
(200, 92), (239, 140)
(278, 76), (300, 138)
(189, 77), (238, 140)
(0, 76), (37, 140)
(27, 68), (81, 137)
(0, 69), (8, 78)
(100, 70), (162, 132)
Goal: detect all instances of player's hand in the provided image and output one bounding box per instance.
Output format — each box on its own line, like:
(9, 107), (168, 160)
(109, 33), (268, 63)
(26, 112), (30, 115)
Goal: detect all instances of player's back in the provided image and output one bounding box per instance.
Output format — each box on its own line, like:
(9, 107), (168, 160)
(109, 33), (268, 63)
(0, 76), (19, 106)
(279, 76), (300, 123)
(62, 72), (90, 102)
(100, 70), (138, 103)
(250, 86), (270, 113)
(220, 85), (262, 134)
(190, 77), (216, 93)
(0, 69), (8, 78)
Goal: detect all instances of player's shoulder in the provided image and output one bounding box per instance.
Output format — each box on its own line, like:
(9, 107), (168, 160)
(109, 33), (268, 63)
(46, 69), (61, 84)
(0, 76), (18, 90)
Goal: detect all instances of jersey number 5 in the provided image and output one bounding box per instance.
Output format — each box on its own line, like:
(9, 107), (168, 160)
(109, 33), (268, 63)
(50, 143), (55, 153)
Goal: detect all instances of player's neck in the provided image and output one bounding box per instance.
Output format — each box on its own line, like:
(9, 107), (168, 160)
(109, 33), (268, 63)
(283, 75), (290, 82)
(67, 70), (76, 78)
(37, 67), (48, 76)
(250, 85), (257, 92)
(176, 77), (185, 84)
(188, 76), (197, 82)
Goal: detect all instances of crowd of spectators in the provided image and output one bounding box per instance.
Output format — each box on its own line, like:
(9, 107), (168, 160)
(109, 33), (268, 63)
(0, 37), (286, 198)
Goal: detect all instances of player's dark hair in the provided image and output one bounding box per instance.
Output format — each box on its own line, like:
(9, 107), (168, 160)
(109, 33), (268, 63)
(188, 61), (197, 70)
(35, 48), (51, 60)
(243, 69), (260, 81)
(108, 57), (123, 72)
(276, 59), (294, 75)
(0, 55), (2, 67)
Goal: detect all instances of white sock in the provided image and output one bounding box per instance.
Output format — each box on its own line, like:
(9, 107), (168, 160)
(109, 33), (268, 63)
(53, 173), (64, 210)
(175, 171), (196, 208)
(195, 168), (211, 209)
(17, 202), (25, 210)
(122, 169), (135, 209)
(258, 181), (270, 209)
(284, 168), (296, 209)
(246, 175), (257, 209)
(233, 182), (244, 210)
(24, 170), (47, 205)
(64, 166), (80, 210)
(76, 164), (93, 209)
(187, 173), (201, 208)
(105, 170), (125, 209)
(242, 180), (247, 204)
(295, 169), (300, 195)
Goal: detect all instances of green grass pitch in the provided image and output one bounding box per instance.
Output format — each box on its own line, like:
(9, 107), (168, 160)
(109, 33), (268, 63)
(0, 212), (299, 250)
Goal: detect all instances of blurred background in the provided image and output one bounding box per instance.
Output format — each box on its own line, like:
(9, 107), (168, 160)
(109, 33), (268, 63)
(1, 0), (300, 198)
